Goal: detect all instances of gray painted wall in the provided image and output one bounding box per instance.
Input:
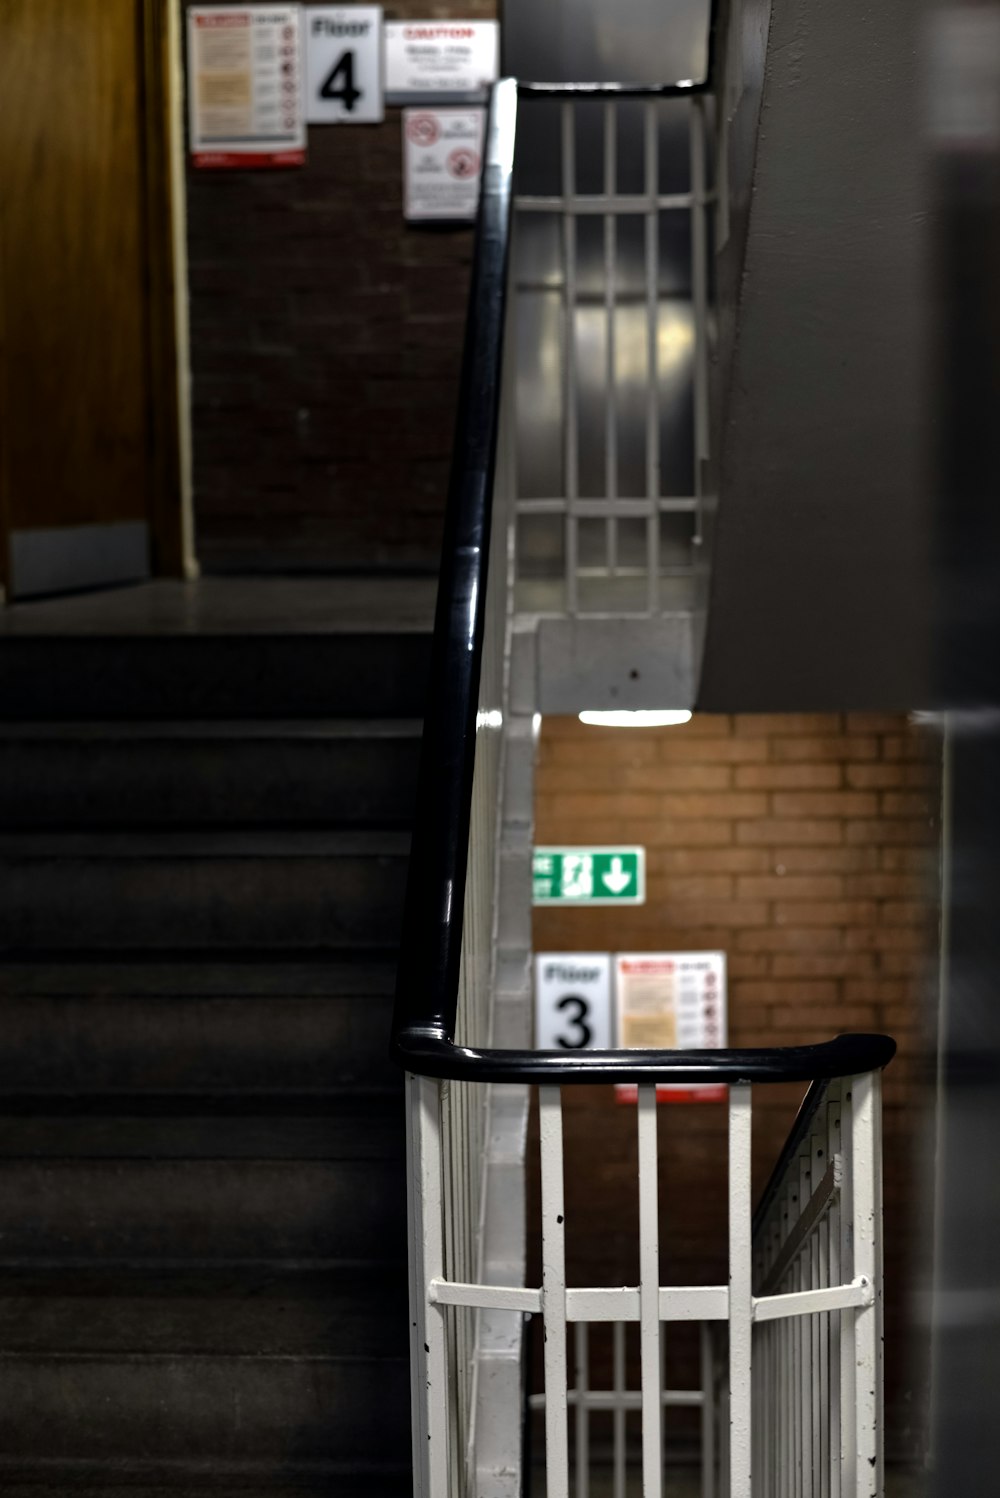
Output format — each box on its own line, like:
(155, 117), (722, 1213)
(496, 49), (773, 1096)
(698, 0), (933, 710)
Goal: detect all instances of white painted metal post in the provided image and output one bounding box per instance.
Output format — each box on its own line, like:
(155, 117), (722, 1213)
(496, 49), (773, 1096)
(851, 1072), (881, 1498)
(407, 1073), (450, 1497)
(603, 101), (618, 576)
(729, 1085), (752, 1498)
(643, 100), (660, 613)
(813, 1129), (830, 1498)
(689, 96), (710, 546)
(613, 1318), (627, 1498)
(838, 1088), (856, 1498)
(541, 1085), (570, 1498)
(575, 1321), (590, 1498)
(799, 1151), (812, 1498)
(561, 102), (579, 615)
(827, 1097), (843, 1498)
(701, 1321), (717, 1498)
(638, 1086), (664, 1498)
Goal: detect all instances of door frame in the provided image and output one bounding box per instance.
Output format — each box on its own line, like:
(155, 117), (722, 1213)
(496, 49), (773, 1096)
(139, 0), (197, 582)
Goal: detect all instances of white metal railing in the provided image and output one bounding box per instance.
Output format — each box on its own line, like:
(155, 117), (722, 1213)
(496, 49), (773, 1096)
(404, 271), (519, 1495)
(528, 1315), (717, 1497)
(513, 94), (713, 618)
(745, 1075), (884, 1498)
(395, 68), (889, 1498)
(408, 1074), (885, 1498)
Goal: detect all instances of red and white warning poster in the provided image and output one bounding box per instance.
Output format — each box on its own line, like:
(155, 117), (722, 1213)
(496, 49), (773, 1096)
(615, 951), (728, 1104)
(403, 107), (486, 221)
(188, 6), (306, 169)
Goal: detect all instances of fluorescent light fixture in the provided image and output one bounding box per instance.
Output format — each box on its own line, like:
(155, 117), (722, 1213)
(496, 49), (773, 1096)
(578, 709), (693, 728)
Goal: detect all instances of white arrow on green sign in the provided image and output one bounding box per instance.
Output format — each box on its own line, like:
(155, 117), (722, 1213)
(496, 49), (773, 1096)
(532, 846), (646, 906)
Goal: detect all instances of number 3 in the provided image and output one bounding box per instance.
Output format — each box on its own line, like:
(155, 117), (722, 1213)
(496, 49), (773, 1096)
(555, 994), (592, 1050)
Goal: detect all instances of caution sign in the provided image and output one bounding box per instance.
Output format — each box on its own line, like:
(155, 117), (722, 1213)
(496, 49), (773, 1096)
(385, 20), (499, 103)
(188, 6), (306, 169)
(403, 107), (485, 221)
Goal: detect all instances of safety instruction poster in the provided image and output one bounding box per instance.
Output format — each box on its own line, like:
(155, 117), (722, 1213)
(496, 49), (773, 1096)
(615, 951), (727, 1103)
(403, 108), (485, 221)
(188, 6), (306, 168)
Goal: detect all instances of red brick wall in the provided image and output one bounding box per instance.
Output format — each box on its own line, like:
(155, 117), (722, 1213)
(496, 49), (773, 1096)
(529, 711), (941, 1459)
(183, 1), (496, 572)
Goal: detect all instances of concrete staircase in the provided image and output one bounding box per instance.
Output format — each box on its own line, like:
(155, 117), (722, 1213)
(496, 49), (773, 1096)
(0, 581), (431, 1494)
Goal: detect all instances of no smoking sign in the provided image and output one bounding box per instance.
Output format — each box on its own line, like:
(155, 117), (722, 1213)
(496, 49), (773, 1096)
(403, 106), (485, 221)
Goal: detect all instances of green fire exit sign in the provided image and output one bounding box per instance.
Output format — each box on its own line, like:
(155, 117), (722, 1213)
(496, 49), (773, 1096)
(532, 846), (646, 906)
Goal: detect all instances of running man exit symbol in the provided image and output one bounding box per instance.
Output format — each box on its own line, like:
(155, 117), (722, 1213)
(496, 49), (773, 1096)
(533, 847), (645, 906)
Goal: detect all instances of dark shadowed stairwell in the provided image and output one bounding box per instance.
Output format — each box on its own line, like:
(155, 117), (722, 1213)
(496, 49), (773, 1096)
(0, 577), (433, 1496)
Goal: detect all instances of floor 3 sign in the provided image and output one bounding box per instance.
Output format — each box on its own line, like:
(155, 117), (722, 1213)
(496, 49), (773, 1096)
(533, 950), (728, 1103)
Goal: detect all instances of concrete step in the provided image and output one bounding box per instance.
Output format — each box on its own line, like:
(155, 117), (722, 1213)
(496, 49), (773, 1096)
(0, 832), (409, 952)
(0, 987), (399, 1096)
(0, 1354), (411, 1471)
(0, 954), (398, 996)
(0, 1154), (406, 1264)
(0, 1265), (409, 1360)
(0, 633), (432, 721)
(0, 721), (422, 829)
(0, 1480), (411, 1497)
(0, 1105), (405, 1161)
(0, 1265), (413, 1483)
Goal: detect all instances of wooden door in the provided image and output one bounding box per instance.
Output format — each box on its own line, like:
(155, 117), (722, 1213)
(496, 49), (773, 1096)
(0, 0), (183, 600)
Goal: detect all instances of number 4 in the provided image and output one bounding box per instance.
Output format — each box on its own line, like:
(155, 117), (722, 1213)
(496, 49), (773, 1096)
(321, 50), (361, 112)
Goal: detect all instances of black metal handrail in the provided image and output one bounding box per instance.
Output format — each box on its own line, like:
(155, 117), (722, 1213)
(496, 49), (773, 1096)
(390, 62), (895, 1091)
(751, 1074), (841, 1241)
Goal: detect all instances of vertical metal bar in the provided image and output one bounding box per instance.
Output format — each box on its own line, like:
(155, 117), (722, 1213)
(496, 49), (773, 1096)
(575, 1322), (590, 1498)
(404, 1072), (428, 1495)
(757, 1319), (764, 1494)
(813, 1130), (829, 1498)
(408, 1074), (449, 1496)
(604, 101), (618, 578)
(541, 1085), (570, 1498)
(874, 1069), (885, 1491)
(613, 1319), (627, 1498)
(851, 1072), (880, 1497)
(689, 96), (710, 546)
(799, 1153), (812, 1498)
(827, 1096), (843, 1498)
(729, 1084), (752, 1498)
(644, 99), (660, 614)
(638, 1085), (663, 1498)
(719, 1369), (730, 1498)
(791, 1190), (800, 1498)
(701, 1321), (716, 1498)
(561, 101), (579, 615)
(771, 1317), (778, 1495)
(791, 1216), (799, 1498)
(660, 1323), (668, 1475)
(640, 1090), (664, 1498)
(838, 1086), (855, 1498)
